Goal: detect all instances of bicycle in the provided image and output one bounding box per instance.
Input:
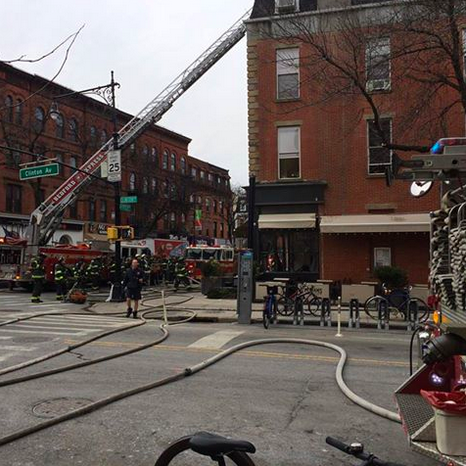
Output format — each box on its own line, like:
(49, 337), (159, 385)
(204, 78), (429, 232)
(261, 284), (278, 329)
(153, 431), (405, 466)
(364, 284), (431, 323)
(276, 282), (322, 317)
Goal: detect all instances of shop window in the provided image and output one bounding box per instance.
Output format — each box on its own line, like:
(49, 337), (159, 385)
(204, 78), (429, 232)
(366, 37), (391, 92)
(278, 126), (300, 179)
(276, 48), (300, 100)
(367, 118), (392, 174)
(6, 184), (22, 213)
(374, 247), (391, 268)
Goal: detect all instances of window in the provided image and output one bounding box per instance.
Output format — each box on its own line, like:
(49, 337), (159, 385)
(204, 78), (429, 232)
(70, 156), (78, 174)
(206, 198), (211, 212)
(367, 118), (392, 174)
(54, 113), (64, 138)
(99, 200), (107, 222)
(143, 145), (149, 158)
(90, 126), (97, 146)
(214, 222), (218, 237)
(208, 173), (213, 183)
(163, 181), (169, 198)
(181, 213), (186, 224)
(191, 166), (197, 178)
(220, 223), (224, 237)
(275, 0), (299, 14)
(89, 199), (96, 222)
(55, 153), (63, 175)
(69, 201), (78, 219)
(6, 184), (22, 213)
(163, 150), (169, 169)
(217, 175), (221, 185)
(219, 201), (224, 214)
(214, 200), (218, 213)
(101, 129), (108, 145)
(374, 247), (391, 268)
(152, 147), (158, 165)
(181, 157), (186, 174)
(5, 96), (13, 122)
(143, 177), (149, 194)
(15, 99), (23, 125)
(129, 172), (136, 191)
(151, 178), (157, 194)
(69, 118), (79, 142)
(278, 126), (300, 179)
(170, 153), (176, 171)
(197, 196), (202, 205)
(200, 170), (205, 180)
(276, 48), (300, 100)
(366, 37), (391, 91)
(190, 194), (195, 204)
(34, 107), (45, 132)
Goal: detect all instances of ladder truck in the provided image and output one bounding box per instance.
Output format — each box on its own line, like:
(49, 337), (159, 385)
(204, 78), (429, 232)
(388, 139), (466, 465)
(24, 8), (251, 265)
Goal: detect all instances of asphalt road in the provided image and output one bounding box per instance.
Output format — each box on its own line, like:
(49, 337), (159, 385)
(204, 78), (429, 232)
(0, 290), (437, 466)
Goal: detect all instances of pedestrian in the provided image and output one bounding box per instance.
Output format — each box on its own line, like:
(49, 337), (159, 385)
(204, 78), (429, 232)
(123, 259), (145, 318)
(54, 257), (68, 301)
(31, 253), (46, 303)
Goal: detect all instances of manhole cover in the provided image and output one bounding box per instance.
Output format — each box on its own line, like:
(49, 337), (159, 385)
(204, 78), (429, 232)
(14, 336), (50, 344)
(33, 398), (93, 418)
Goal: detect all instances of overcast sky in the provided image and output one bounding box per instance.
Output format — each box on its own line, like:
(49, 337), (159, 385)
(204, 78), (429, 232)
(1, 0), (252, 185)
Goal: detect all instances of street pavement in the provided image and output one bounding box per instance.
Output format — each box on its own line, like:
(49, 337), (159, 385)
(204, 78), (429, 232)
(0, 289), (437, 466)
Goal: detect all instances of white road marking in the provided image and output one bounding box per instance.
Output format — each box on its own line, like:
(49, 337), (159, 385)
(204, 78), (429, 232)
(0, 345), (36, 352)
(27, 319), (122, 328)
(188, 330), (244, 349)
(0, 329), (85, 336)
(5, 324), (105, 332)
(0, 337), (12, 340)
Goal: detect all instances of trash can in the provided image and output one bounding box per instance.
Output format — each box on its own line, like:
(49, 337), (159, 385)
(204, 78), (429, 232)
(421, 390), (466, 456)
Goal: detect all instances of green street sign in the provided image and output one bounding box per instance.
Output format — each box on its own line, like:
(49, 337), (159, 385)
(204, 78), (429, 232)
(19, 163), (59, 181)
(120, 204), (133, 212)
(120, 196), (138, 204)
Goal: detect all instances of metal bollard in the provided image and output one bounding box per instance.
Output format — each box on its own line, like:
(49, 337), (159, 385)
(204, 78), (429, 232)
(320, 299), (326, 327)
(323, 298), (332, 327)
(377, 300), (387, 330)
(293, 299), (299, 326)
(383, 301), (390, 330)
(336, 297), (343, 337)
(299, 298), (305, 326)
(408, 299), (419, 331)
(355, 299), (361, 328)
(162, 289), (168, 325)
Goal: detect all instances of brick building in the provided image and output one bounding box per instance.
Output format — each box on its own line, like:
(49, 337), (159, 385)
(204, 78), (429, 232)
(0, 62), (231, 247)
(247, 0), (463, 284)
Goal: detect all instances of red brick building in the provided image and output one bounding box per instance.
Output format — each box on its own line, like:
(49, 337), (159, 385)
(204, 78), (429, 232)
(0, 62), (231, 247)
(247, 0), (463, 284)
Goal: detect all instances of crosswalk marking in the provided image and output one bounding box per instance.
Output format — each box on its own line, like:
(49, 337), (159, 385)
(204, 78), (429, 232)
(0, 329), (87, 336)
(188, 330), (244, 349)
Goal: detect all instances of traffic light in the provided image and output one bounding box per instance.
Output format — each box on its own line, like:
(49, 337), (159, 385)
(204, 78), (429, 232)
(107, 227), (119, 240)
(120, 226), (134, 240)
(106, 226), (134, 241)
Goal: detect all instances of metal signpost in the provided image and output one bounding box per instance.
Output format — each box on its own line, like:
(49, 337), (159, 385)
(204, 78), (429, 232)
(19, 163), (59, 181)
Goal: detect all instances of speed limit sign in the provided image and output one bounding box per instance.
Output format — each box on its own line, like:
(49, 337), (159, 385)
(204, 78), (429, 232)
(107, 150), (122, 183)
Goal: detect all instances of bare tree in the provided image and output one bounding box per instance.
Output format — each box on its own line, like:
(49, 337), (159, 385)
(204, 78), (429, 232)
(217, 184), (244, 243)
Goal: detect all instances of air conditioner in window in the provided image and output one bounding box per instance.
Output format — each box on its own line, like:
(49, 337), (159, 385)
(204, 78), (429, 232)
(276, 0), (298, 14)
(367, 79), (391, 92)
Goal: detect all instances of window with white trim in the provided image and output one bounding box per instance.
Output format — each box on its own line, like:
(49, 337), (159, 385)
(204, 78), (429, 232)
(275, 0), (299, 14)
(278, 126), (300, 179)
(374, 247), (391, 268)
(367, 118), (392, 175)
(276, 48), (300, 100)
(366, 37), (391, 92)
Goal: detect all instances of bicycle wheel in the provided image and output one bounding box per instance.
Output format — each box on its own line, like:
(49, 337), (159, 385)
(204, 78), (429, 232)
(276, 296), (294, 316)
(364, 296), (389, 320)
(263, 298), (271, 329)
(305, 296), (322, 316)
(408, 298), (432, 323)
(154, 435), (256, 466)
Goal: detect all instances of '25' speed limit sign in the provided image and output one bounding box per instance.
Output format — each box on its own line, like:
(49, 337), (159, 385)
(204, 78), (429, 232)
(107, 150), (122, 182)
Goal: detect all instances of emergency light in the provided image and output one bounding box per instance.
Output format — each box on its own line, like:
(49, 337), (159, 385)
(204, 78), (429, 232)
(431, 138), (466, 155)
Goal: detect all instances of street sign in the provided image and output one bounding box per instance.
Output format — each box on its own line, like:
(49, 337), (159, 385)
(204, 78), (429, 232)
(120, 196), (138, 204)
(107, 150), (122, 182)
(19, 163), (59, 181)
(120, 204), (132, 212)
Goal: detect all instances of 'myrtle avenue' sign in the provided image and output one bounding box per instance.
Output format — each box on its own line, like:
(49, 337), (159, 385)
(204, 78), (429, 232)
(19, 163), (59, 181)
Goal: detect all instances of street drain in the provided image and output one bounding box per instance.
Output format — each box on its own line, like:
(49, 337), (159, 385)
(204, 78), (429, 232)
(33, 398), (93, 419)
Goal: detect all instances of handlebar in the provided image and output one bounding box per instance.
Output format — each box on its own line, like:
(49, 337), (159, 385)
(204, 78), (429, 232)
(326, 437), (405, 466)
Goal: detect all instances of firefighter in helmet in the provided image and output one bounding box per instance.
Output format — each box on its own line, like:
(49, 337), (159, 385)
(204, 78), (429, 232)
(54, 257), (68, 301)
(31, 253), (46, 303)
(88, 258), (101, 291)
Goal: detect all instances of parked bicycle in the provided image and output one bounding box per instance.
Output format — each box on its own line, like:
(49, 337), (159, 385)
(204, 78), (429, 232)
(364, 284), (431, 323)
(276, 282), (322, 317)
(153, 432), (405, 466)
(261, 284), (278, 329)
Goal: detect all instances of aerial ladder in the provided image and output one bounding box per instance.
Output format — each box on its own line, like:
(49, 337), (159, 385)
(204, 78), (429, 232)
(26, 8), (251, 257)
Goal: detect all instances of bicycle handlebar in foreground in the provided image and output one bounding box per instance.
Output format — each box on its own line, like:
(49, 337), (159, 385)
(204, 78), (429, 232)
(326, 437), (405, 466)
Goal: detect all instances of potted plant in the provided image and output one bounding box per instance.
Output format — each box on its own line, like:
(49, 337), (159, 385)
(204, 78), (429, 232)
(374, 266), (408, 291)
(200, 259), (222, 295)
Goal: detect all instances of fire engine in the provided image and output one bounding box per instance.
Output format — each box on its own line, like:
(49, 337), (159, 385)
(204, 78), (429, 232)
(0, 9), (250, 286)
(388, 138), (466, 465)
(184, 245), (235, 280)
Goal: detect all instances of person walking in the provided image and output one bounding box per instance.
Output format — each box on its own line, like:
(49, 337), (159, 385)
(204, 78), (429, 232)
(54, 257), (68, 301)
(123, 259), (145, 318)
(31, 254), (46, 303)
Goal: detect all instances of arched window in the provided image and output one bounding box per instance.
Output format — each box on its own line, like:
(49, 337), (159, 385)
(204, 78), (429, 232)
(15, 99), (23, 125)
(5, 96), (13, 122)
(142, 145), (149, 158)
(101, 129), (108, 145)
(143, 177), (149, 194)
(90, 126), (97, 146)
(34, 106), (45, 131)
(181, 157), (186, 175)
(163, 180), (169, 198)
(151, 178), (157, 194)
(170, 152), (176, 171)
(162, 150), (169, 170)
(69, 118), (79, 142)
(152, 147), (158, 165)
(129, 172), (136, 191)
(55, 113), (64, 138)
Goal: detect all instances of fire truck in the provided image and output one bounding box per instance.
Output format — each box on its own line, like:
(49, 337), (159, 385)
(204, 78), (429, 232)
(388, 138), (466, 465)
(184, 245), (235, 280)
(1, 9), (250, 286)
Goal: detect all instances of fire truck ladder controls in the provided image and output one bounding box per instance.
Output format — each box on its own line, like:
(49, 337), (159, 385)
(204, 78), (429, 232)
(26, 8), (251, 250)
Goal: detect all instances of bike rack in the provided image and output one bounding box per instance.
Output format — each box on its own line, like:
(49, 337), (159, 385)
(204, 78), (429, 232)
(293, 297), (304, 326)
(348, 299), (360, 329)
(319, 298), (331, 327)
(407, 299), (419, 331)
(377, 299), (389, 330)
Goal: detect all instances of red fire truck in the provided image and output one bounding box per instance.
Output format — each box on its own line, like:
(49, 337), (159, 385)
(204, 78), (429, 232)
(184, 245), (235, 280)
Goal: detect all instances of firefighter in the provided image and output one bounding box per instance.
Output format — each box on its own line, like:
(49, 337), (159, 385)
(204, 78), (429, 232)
(174, 258), (191, 291)
(140, 254), (151, 286)
(30, 254), (46, 303)
(54, 257), (68, 301)
(88, 258), (101, 291)
(72, 260), (86, 289)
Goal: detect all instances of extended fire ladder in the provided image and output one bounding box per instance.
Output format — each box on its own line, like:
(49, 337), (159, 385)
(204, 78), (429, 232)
(27, 8), (251, 252)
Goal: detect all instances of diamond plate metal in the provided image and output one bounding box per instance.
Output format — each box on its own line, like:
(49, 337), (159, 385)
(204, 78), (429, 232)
(396, 393), (434, 436)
